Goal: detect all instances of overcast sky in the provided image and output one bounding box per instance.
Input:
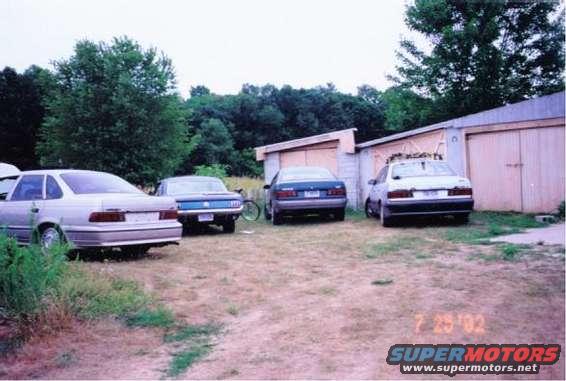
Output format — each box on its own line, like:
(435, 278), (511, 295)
(1, 0), (417, 96)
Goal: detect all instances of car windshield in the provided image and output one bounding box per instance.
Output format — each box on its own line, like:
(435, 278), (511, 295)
(166, 179), (227, 195)
(391, 161), (455, 178)
(279, 167), (335, 182)
(60, 172), (142, 194)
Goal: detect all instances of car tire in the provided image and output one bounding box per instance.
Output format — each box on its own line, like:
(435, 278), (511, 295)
(272, 209), (283, 225)
(223, 219), (236, 233)
(38, 225), (65, 254)
(335, 208), (345, 221)
(264, 204), (272, 220)
(454, 213), (470, 225)
(380, 203), (393, 227)
(365, 199), (374, 218)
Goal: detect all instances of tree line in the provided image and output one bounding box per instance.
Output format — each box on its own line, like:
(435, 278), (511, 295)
(1, 0), (563, 184)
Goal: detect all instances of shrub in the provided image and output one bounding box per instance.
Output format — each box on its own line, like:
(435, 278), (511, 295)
(0, 233), (68, 324)
(194, 164), (228, 179)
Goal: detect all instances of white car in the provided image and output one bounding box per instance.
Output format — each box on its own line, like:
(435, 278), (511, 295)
(365, 158), (474, 226)
(0, 166), (182, 253)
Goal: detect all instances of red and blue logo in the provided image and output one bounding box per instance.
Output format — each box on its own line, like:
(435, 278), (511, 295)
(386, 344), (561, 376)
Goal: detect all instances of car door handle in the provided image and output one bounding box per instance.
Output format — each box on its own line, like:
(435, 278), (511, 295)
(30, 207), (40, 213)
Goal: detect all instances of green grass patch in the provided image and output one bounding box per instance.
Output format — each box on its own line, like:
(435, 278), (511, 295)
(165, 323), (222, 377)
(168, 345), (212, 377)
(371, 278), (393, 286)
(346, 208), (366, 221)
(164, 323), (221, 343)
(125, 306), (175, 328)
(444, 212), (544, 244)
(57, 267), (151, 319)
(365, 236), (424, 259)
(500, 243), (522, 261)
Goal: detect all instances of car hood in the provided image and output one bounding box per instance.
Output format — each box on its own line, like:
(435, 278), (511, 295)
(170, 192), (243, 202)
(389, 176), (471, 191)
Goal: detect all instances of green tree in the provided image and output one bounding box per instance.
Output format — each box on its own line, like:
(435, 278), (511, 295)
(0, 66), (52, 169)
(37, 37), (192, 185)
(188, 118), (236, 171)
(392, 0), (564, 120)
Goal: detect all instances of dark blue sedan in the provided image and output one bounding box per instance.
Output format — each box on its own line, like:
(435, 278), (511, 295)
(155, 176), (243, 233)
(264, 166), (347, 225)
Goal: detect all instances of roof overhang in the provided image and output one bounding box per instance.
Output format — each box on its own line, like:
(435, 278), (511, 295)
(255, 128), (357, 161)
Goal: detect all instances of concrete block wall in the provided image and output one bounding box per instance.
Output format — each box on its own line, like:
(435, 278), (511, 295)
(358, 148), (375, 209)
(263, 152), (280, 184)
(337, 148), (359, 208)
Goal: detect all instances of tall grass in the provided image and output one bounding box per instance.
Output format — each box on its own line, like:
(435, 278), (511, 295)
(0, 234), (68, 327)
(0, 232), (173, 340)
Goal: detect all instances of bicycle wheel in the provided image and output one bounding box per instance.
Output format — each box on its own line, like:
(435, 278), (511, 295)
(241, 200), (261, 221)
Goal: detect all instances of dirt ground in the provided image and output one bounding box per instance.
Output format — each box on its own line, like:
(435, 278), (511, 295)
(2, 215), (565, 379)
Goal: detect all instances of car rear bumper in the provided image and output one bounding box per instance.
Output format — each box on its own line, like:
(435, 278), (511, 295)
(177, 206), (243, 216)
(64, 222), (182, 248)
(385, 198), (474, 216)
(274, 198), (347, 212)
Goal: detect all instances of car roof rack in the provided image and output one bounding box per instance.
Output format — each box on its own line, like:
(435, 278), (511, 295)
(386, 152), (443, 164)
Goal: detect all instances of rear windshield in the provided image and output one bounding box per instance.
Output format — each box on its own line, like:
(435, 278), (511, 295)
(166, 180), (227, 195)
(391, 161), (456, 178)
(60, 172), (142, 194)
(279, 167), (335, 182)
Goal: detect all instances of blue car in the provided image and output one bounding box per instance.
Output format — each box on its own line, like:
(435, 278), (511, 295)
(264, 166), (347, 225)
(155, 176), (243, 233)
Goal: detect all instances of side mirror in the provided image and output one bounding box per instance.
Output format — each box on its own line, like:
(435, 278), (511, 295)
(263, 184), (271, 190)
(368, 179), (377, 185)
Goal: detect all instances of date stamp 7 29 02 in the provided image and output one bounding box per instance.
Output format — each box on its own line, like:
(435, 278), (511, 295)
(415, 313), (485, 335)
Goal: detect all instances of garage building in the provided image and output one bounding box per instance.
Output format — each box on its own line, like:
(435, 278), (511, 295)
(255, 91), (565, 213)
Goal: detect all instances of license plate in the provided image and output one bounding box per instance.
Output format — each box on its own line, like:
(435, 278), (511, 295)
(304, 190), (320, 198)
(415, 190), (447, 199)
(125, 212), (159, 223)
(198, 213), (214, 222)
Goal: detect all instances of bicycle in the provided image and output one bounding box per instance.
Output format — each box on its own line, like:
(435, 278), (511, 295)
(235, 188), (261, 221)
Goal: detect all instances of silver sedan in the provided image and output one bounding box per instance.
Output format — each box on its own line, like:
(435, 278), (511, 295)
(0, 168), (182, 253)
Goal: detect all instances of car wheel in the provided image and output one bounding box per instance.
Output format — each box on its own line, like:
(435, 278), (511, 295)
(335, 208), (345, 221)
(272, 209), (283, 225)
(365, 199), (374, 218)
(223, 219), (236, 233)
(454, 213), (469, 225)
(264, 204), (272, 220)
(40, 225), (64, 253)
(380, 203), (393, 227)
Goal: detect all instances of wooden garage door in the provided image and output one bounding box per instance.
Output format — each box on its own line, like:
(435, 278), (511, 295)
(467, 130), (522, 211)
(279, 141), (338, 176)
(467, 126), (565, 212)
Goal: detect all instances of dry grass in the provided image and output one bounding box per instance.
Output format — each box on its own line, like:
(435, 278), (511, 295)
(2, 214), (564, 379)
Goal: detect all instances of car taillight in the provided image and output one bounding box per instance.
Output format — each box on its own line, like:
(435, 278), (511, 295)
(159, 210), (178, 220)
(387, 189), (413, 199)
(448, 187), (473, 196)
(276, 190), (297, 199)
(89, 211), (125, 222)
(327, 188), (346, 196)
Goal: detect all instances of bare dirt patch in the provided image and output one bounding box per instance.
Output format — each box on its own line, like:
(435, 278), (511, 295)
(3, 216), (564, 379)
